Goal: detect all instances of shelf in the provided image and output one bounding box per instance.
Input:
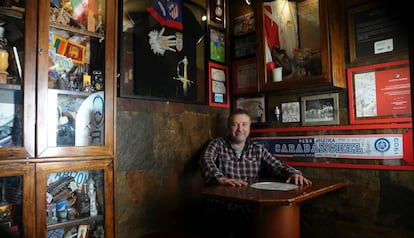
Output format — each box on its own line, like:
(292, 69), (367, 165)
(48, 88), (95, 97)
(47, 214), (104, 230)
(0, 6), (24, 19)
(0, 83), (21, 91)
(50, 23), (104, 41)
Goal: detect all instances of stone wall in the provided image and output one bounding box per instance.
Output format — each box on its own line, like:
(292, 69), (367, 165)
(116, 98), (414, 238)
(116, 98), (228, 237)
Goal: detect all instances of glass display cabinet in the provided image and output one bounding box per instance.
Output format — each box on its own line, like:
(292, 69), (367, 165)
(254, 0), (347, 92)
(35, 159), (114, 238)
(0, 0), (36, 159)
(36, 0), (116, 158)
(0, 163), (35, 237)
(0, 0), (117, 237)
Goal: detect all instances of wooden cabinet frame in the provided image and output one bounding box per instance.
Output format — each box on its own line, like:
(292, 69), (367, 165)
(254, 0), (346, 92)
(0, 163), (35, 237)
(36, 0), (117, 158)
(35, 159), (115, 237)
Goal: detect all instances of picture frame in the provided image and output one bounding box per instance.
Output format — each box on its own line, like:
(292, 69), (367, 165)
(232, 33), (256, 59)
(233, 12), (255, 37)
(118, 1), (207, 103)
(234, 95), (267, 125)
(209, 26), (226, 63)
(301, 93), (339, 126)
(208, 62), (229, 108)
(208, 0), (225, 29)
(232, 57), (257, 95)
(347, 3), (408, 63)
(347, 59), (411, 124)
(281, 101), (300, 123)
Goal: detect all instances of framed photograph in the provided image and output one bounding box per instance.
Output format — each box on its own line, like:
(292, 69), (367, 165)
(232, 57), (257, 95)
(281, 102), (300, 123)
(301, 93), (339, 126)
(208, 0), (225, 29)
(232, 33), (256, 59)
(347, 3), (408, 63)
(348, 59), (411, 124)
(208, 62), (229, 108)
(234, 95), (267, 125)
(209, 27), (226, 63)
(233, 12), (255, 36)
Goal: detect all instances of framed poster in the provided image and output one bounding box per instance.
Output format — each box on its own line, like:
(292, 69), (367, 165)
(209, 26), (226, 63)
(208, 0), (225, 29)
(301, 93), (339, 126)
(348, 3), (408, 63)
(348, 59), (411, 124)
(232, 57), (257, 95)
(208, 62), (229, 108)
(234, 95), (267, 126)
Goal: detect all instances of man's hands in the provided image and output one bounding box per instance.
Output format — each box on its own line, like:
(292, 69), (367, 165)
(286, 174), (312, 186)
(217, 174), (312, 187)
(217, 177), (248, 187)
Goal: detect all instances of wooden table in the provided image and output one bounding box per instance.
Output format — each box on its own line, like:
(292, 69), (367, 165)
(201, 180), (349, 238)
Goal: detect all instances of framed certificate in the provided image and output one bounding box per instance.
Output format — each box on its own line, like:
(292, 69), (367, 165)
(347, 59), (411, 124)
(208, 62), (229, 108)
(232, 57), (257, 95)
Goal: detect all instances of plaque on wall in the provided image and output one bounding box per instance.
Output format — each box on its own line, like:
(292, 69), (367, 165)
(348, 3), (408, 62)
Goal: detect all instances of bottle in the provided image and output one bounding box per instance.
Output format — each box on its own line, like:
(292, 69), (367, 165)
(87, 177), (98, 216)
(0, 24), (8, 83)
(78, 183), (90, 218)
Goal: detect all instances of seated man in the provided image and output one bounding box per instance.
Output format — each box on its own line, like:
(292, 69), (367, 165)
(199, 109), (312, 237)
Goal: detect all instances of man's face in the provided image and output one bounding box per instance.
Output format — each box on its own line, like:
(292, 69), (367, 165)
(229, 114), (251, 144)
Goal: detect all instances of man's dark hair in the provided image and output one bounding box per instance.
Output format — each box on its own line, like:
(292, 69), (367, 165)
(228, 109), (251, 126)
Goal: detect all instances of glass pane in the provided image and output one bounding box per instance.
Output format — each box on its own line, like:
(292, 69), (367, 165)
(0, 1), (25, 148)
(46, 169), (105, 236)
(264, 0), (321, 82)
(119, 0), (207, 103)
(48, 0), (106, 147)
(0, 175), (23, 237)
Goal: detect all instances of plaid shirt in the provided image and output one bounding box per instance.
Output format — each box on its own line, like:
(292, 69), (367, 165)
(200, 136), (301, 185)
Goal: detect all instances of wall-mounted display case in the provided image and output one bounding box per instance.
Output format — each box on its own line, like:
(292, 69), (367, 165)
(254, 0), (347, 92)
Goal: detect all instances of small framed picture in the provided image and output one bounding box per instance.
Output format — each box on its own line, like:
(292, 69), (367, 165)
(301, 93), (339, 126)
(232, 34), (257, 59)
(208, 0), (226, 29)
(234, 95), (267, 125)
(281, 102), (300, 123)
(77, 224), (88, 238)
(209, 26), (226, 63)
(232, 57), (257, 95)
(347, 59), (411, 124)
(233, 12), (255, 36)
(208, 62), (229, 108)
